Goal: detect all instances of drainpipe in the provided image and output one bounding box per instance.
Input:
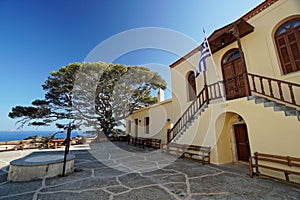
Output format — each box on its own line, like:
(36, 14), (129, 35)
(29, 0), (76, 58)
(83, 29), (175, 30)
(203, 71), (210, 104)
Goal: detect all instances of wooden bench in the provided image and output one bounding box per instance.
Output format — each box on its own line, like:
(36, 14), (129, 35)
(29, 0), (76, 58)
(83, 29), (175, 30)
(127, 136), (161, 149)
(118, 135), (130, 142)
(135, 137), (148, 148)
(127, 136), (135, 145)
(147, 138), (161, 149)
(162, 143), (187, 157)
(47, 139), (66, 149)
(127, 136), (147, 148)
(249, 152), (300, 184)
(183, 145), (211, 165)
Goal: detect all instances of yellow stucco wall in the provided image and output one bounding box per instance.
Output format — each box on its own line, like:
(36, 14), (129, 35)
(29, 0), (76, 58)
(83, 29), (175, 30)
(126, 99), (179, 143)
(202, 0), (300, 82)
(207, 0), (300, 103)
(167, 0), (300, 165)
(126, 0), (300, 182)
(175, 98), (300, 164)
(226, 98), (300, 156)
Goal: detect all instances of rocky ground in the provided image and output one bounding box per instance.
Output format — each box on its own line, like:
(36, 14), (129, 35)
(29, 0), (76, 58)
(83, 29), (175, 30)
(0, 141), (299, 200)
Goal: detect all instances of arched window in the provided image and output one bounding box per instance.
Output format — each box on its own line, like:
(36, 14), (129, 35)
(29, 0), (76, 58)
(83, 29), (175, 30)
(275, 18), (300, 74)
(187, 71), (196, 101)
(222, 49), (240, 64)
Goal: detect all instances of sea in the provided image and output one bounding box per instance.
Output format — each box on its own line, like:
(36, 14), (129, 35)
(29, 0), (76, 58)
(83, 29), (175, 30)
(0, 131), (94, 142)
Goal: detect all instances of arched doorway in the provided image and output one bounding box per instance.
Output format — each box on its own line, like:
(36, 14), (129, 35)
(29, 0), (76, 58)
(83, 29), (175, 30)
(221, 49), (247, 100)
(215, 112), (251, 163)
(187, 71), (196, 101)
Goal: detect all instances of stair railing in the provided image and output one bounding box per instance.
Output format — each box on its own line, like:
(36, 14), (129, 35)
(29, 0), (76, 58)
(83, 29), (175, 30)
(167, 72), (300, 144)
(207, 81), (225, 101)
(167, 86), (208, 143)
(247, 73), (300, 107)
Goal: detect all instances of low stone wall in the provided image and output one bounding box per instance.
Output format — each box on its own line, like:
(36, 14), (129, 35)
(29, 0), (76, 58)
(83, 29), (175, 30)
(7, 154), (75, 182)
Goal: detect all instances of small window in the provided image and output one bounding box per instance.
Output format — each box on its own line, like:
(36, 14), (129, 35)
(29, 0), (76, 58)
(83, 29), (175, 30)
(275, 18), (300, 74)
(145, 117), (150, 134)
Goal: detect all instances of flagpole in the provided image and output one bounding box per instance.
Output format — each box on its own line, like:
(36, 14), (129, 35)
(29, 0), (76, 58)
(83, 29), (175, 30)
(203, 69), (209, 104)
(202, 29), (226, 100)
(203, 70), (207, 85)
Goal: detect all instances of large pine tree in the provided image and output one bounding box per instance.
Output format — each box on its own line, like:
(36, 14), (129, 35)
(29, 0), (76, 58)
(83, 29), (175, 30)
(9, 62), (167, 136)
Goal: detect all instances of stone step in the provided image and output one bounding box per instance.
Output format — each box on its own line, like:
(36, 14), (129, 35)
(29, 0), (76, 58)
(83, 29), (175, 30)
(247, 96), (257, 101)
(273, 103), (288, 112)
(283, 108), (300, 120)
(171, 104), (209, 143)
(172, 133), (182, 142)
(284, 108), (297, 116)
(248, 95), (300, 122)
(263, 101), (276, 107)
(194, 113), (201, 118)
(255, 97), (269, 104)
(172, 104), (208, 142)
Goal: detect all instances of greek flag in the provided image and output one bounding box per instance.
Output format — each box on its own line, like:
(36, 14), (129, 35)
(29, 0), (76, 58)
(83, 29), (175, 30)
(196, 37), (211, 77)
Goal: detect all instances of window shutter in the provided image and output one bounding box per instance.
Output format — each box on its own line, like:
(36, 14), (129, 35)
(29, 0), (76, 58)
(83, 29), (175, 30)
(275, 18), (300, 74)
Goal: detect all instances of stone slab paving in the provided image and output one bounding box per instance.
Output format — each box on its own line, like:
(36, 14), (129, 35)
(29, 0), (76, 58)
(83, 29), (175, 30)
(0, 141), (299, 200)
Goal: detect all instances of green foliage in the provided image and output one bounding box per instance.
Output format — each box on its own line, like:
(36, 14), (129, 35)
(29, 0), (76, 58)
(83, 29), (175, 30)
(9, 62), (167, 135)
(9, 106), (39, 118)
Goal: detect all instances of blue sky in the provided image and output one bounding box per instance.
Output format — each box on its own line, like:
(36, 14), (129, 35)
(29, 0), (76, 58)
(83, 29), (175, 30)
(0, 0), (264, 131)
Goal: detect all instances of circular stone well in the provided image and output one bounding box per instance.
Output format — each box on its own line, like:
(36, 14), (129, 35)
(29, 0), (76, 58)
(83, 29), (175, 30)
(7, 154), (75, 182)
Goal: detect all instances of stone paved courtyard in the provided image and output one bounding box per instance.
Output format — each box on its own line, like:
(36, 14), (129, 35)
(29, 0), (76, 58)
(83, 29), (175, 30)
(0, 141), (300, 200)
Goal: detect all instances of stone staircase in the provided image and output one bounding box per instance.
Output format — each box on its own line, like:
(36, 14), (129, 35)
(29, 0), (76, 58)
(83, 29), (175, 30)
(171, 94), (300, 144)
(247, 95), (300, 122)
(172, 104), (208, 143)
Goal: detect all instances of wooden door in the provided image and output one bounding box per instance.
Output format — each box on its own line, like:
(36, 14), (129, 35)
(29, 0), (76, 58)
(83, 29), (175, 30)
(234, 124), (251, 162)
(222, 52), (246, 100)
